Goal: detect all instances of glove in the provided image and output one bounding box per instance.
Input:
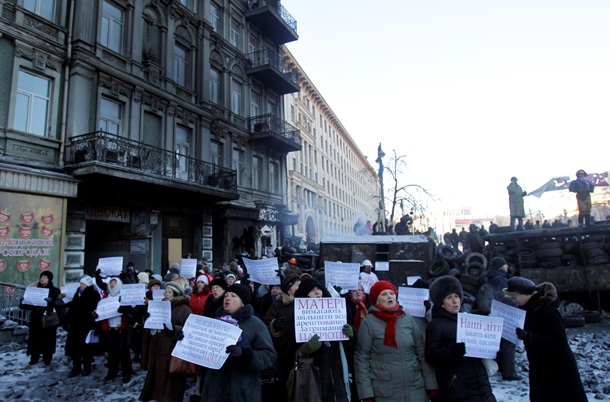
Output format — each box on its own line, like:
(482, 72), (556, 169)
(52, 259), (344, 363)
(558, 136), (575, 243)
(361, 398), (375, 402)
(44, 297), (53, 303)
(175, 330), (185, 341)
(163, 323), (173, 335)
(58, 293), (66, 300)
(423, 300), (431, 312)
(522, 191), (527, 196)
(333, 285), (343, 294)
(427, 389), (439, 398)
(516, 327), (529, 341)
(299, 334), (322, 356)
(272, 317), (287, 332)
(449, 342), (466, 358)
(226, 345), (242, 358)
(96, 268), (102, 277)
(342, 324), (354, 338)
(144, 312), (151, 321)
(91, 311), (99, 320)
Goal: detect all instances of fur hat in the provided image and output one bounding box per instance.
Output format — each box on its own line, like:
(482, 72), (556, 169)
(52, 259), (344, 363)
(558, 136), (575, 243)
(503, 276), (536, 296)
(490, 257), (508, 270)
(209, 277), (228, 291)
(148, 278), (161, 289)
(281, 274), (301, 294)
(137, 272), (149, 284)
(295, 278), (323, 298)
(80, 275), (94, 287)
(40, 271), (54, 282)
(369, 280), (397, 305)
(226, 283), (251, 305)
(429, 275), (463, 307)
(165, 281), (185, 296)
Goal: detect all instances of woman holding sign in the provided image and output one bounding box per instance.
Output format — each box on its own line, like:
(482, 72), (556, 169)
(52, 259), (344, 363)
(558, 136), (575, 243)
(354, 280), (437, 402)
(425, 275), (496, 402)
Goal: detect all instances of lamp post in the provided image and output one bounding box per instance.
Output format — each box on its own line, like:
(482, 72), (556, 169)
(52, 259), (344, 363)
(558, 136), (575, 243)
(375, 143), (386, 233)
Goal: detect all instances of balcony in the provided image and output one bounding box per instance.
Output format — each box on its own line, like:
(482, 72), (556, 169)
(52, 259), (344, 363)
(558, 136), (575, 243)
(246, 49), (300, 95)
(249, 114), (301, 153)
(245, 0), (298, 44)
(65, 131), (238, 197)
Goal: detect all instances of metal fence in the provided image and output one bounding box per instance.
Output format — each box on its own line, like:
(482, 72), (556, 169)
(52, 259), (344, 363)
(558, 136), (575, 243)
(0, 283), (30, 325)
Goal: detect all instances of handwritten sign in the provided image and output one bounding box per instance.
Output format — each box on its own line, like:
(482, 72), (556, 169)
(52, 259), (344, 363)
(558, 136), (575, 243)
(152, 289), (165, 301)
(171, 315), (243, 370)
(120, 284), (146, 306)
(375, 261), (389, 271)
(98, 256), (123, 276)
(294, 297), (348, 343)
(456, 313), (504, 359)
(180, 258), (197, 279)
(95, 297), (122, 321)
(144, 300), (172, 330)
(490, 299), (526, 346)
(397, 287), (429, 318)
(242, 257), (280, 285)
(61, 282), (80, 304)
(22, 287), (50, 307)
(359, 272), (379, 294)
(324, 262), (360, 291)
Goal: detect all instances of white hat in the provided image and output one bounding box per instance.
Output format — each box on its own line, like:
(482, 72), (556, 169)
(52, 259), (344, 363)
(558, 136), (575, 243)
(80, 275), (94, 287)
(361, 260), (372, 267)
(196, 275), (209, 285)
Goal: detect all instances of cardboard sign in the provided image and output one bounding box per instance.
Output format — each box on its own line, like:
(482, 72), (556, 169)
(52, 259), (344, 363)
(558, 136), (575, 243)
(490, 299), (526, 346)
(95, 297), (122, 321)
(242, 257), (281, 285)
(98, 256), (123, 277)
(397, 287), (429, 318)
(294, 297), (348, 343)
(456, 313), (504, 359)
(324, 262), (360, 291)
(171, 315), (243, 370)
(180, 258), (197, 279)
(120, 284), (146, 306)
(22, 287), (49, 307)
(144, 300), (173, 330)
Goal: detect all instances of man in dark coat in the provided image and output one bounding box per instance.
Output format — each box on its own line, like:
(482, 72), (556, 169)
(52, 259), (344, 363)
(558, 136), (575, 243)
(568, 169), (595, 226)
(507, 177), (527, 230)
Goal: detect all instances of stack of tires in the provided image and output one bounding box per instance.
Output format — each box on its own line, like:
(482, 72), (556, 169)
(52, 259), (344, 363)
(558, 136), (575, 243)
(558, 300), (602, 328)
(580, 235), (610, 265)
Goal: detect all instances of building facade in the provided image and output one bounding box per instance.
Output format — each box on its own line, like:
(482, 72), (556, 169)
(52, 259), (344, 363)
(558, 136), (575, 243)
(283, 49), (379, 243)
(0, 0), (301, 283)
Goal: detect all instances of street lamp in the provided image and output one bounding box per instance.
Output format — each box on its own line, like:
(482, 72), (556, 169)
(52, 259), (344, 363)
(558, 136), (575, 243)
(375, 143), (386, 233)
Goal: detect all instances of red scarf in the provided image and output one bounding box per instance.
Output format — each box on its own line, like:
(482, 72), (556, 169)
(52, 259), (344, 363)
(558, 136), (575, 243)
(353, 301), (368, 330)
(371, 304), (405, 349)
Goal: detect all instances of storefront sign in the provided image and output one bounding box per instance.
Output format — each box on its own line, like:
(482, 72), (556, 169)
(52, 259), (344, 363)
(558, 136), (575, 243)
(85, 206), (130, 222)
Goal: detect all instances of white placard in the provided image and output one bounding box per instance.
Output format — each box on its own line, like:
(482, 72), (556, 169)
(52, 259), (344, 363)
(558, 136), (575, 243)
(22, 287), (50, 307)
(407, 276), (421, 286)
(94, 297), (122, 321)
(180, 258), (197, 279)
(456, 313), (504, 359)
(294, 297), (348, 343)
(242, 257), (281, 285)
(490, 299), (526, 346)
(359, 272), (379, 294)
(144, 300), (173, 330)
(171, 315), (243, 370)
(61, 282), (80, 304)
(152, 289), (165, 301)
(397, 287), (429, 318)
(98, 256), (123, 276)
(375, 261), (389, 271)
(120, 284), (146, 306)
(324, 262), (360, 291)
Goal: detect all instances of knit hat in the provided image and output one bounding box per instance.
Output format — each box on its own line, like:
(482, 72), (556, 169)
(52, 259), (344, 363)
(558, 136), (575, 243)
(148, 278), (162, 290)
(151, 274), (162, 282)
(196, 275), (209, 285)
(165, 281), (185, 296)
(490, 257), (508, 270)
(80, 275), (94, 287)
(281, 274), (301, 293)
(229, 261), (239, 271)
(429, 275), (463, 307)
(226, 283), (251, 305)
(40, 271), (54, 282)
(294, 278), (323, 298)
(503, 276), (536, 296)
(369, 280), (397, 305)
(209, 277), (228, 291)
(227, 273), (236, 280)
(137, 272), (149, 284)
(169, 263), (180, 273)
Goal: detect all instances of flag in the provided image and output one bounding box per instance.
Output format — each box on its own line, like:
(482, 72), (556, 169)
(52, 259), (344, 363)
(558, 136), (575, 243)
(527, 172), (609, 198)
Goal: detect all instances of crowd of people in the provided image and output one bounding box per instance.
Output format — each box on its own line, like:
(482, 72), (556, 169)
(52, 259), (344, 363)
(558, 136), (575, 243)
(20, 256), (588, 402)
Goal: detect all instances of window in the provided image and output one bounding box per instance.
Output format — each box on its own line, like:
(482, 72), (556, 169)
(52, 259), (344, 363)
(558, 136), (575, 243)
(248, 34), (258, 54)
(99, 97), (122, 135)
(210, 140), (223, 166)
(14, 70), (50, 136)
(232, 148), (244, 186)
(252, 155), (263, 189)
(178, 0), (191, 9)
(174, 43), (189, 87)
(231, 80), (242, 115)
(209, 3), (220, 33)
(230, 20), (240, 48)
(250, 91), (260, 117)
(24, 0), (55, 20)
(210, 67), (221, 104)
(270, 162), (279, 193)
(101, 1), (124, 53)
(175, 126), (191, 177)
(290, 105), (295, 122)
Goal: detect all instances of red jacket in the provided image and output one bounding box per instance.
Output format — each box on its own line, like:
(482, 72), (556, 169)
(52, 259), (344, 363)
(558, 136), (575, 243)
(190, 291), (210, 316)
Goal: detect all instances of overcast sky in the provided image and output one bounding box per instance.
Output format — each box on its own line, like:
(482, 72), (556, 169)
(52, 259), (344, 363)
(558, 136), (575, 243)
(282, 0), (610, 217)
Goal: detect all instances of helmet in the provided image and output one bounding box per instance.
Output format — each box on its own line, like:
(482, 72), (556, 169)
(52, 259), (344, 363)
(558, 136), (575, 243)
(576, 169), (587, 178)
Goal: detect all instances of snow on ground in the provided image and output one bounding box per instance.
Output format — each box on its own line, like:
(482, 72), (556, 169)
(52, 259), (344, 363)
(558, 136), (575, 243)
(1, 318), (610, 401)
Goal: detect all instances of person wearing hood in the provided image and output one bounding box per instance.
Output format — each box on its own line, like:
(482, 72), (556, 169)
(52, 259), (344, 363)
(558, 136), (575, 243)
(202, 283), (276, 402)
(355, 281), (437, 402)
(425, 276), (496, 402)
(64, 274), (101, 378)
(139, 280), (192, 402)
(504, 277), (587, 402)
(19, 270), (61, 365)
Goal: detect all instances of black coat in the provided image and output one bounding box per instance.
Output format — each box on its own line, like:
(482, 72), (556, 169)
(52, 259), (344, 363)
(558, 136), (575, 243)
(64, 286), (101, 358)
(520, 284), (587, 402)
(19, 282), (60, 357)
(425, 308), (496, 402)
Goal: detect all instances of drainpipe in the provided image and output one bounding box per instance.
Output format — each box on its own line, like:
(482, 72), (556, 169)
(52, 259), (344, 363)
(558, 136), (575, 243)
(59, 0), (75, 167)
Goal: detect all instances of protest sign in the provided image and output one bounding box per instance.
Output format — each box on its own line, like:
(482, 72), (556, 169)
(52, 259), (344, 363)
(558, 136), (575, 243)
(324, 262), (360, 291)
(152, 289), (165, 301)
(180, 258), (197, 279)
(407, 276), (421, 286)
(94, 297), (122, 321)
(171, 315), (243, 370)
(242, 257), (280, 285)
(397, 287), (429, 318)
(490, 299), (526, 346)
(375, 261), (389, 271)
(456, 313), (504, 359)
(98, 256), (123, 276)
(294, 297), (348, 342)
(22, 287), (49, 307)
(120, 284), (146, 306)
(61, 282), (80, 304)
(144, 300), (172, 330)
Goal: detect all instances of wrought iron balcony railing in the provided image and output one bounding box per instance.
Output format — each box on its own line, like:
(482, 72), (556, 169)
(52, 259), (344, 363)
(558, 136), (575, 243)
(249, 114), (301, 144)
(246, 49), (296, 79)
(248, 0), (297, 33)
(66, 131), (237, 193)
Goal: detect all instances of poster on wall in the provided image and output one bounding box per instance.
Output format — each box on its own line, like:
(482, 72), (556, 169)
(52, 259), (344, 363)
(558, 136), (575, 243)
(0, 191), (64, 286)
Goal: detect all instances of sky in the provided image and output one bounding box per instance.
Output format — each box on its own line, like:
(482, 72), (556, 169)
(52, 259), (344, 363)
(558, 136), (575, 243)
(282, 0), (610, 217)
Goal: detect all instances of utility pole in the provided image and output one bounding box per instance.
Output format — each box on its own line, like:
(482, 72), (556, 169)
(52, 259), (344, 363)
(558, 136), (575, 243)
(376, 143), (386, 233)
